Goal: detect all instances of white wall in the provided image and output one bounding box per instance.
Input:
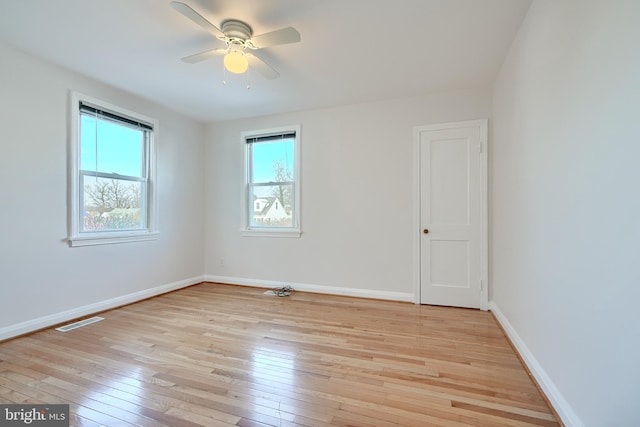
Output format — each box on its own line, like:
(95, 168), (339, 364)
(204, 88), (491, 299)
(0, 43), (205, 338)
(491, 1), (640, 425)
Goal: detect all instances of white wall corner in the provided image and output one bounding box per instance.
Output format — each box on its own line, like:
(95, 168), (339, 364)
(204, 275), (414, 303)
(489, 301), (585, 427)
(0, 276), (205, 342)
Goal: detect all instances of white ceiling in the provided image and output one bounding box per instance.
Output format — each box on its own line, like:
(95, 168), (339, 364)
(0, 0), (531, 122)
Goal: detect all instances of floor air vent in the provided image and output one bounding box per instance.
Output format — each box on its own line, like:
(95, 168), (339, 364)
(55, 316), (104, 332)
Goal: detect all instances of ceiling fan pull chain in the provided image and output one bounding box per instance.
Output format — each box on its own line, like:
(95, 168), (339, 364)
(222, 61), (227, 86)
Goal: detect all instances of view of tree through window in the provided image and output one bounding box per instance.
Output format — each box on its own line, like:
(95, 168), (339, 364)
(83, 177), (143, 230)
(80, 108), (149, 232)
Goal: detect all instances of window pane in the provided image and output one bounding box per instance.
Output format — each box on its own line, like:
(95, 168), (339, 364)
(249, 184), (294, 227)
(251, 139), (294, 184)
(82, 176), (145, 231)
(80, 114), (145, 177)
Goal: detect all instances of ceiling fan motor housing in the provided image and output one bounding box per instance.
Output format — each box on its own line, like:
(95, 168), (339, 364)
(221, 20), (253, 40)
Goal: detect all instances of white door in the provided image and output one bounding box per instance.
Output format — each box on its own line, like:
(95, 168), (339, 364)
(416, 120), (487, 309)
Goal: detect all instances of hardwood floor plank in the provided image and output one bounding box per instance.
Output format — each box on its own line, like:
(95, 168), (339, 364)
(67, 412), (106, 427)
(0, 283), (560, 426)
(0, 384), (34, 404)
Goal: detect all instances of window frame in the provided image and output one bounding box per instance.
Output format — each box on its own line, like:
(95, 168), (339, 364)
(68, 91), (159, 247)
(241, 125), (301, 238)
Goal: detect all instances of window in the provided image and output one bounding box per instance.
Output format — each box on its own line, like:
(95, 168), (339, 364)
(69, 92), (158, 246)
(243, 126), (301, 237)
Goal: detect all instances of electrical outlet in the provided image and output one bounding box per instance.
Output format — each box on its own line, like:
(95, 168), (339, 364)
(219, 258), (225, 267)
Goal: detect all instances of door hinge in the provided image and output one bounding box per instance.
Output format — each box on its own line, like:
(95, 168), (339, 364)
(478, 142), (483, 153)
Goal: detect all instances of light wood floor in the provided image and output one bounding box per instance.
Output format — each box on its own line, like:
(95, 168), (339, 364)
(0, 283), (560, 427)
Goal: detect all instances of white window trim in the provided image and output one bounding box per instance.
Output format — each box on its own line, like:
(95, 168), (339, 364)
(241, 125), (301, 238)
(68, 91), (159, 247)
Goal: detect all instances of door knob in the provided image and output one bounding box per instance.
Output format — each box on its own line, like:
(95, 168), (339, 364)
(423, 229), (429, 234)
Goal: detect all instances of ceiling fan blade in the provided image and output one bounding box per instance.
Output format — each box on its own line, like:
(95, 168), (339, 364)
(181, 48), (226, 64)
(250, 27), (301, 49)
(170, 1), (224, 39)
(246, 53), (280, 79)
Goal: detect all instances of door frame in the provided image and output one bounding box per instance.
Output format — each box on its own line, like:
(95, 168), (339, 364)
(413, 119), (488, 310)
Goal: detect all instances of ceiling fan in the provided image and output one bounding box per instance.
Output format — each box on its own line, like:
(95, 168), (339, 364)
(170, 1), (301, 80)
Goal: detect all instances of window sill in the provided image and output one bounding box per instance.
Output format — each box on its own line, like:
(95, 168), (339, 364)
(69, 231), (159, 247)
(241, 228), (301, 238)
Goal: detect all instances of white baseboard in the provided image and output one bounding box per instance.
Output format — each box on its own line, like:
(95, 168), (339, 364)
(489, 301), (584, 427)
(0, 275), (204, 341)
(204, 275), (414, 302)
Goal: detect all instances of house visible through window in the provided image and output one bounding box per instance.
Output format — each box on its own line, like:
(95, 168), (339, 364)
(69, 92), (158, 246)
(243, 126), (301, 237)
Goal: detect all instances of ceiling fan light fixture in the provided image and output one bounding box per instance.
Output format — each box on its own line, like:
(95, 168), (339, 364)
(224, 51), (249, 74)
